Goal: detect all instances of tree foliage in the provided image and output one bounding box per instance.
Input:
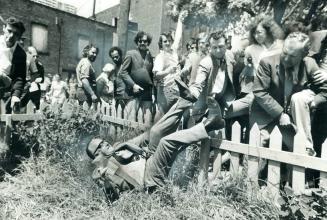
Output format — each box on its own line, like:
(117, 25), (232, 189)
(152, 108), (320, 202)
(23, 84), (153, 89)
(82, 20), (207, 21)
(166, 0), (327, 35)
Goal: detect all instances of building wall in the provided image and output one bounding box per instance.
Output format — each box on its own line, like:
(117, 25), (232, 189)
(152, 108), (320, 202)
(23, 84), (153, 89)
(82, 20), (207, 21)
(0, 0), (116, 80)
(96, 0), (177, 56)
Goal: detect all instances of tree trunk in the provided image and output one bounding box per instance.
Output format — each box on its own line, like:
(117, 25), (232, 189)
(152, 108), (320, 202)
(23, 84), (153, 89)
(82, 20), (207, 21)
(304, 0), (322, 25)
(117, 0), (131, 54)
(273, 0), (288, 25)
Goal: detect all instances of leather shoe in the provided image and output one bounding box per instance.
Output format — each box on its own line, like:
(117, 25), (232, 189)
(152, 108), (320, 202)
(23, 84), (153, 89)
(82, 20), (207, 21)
(174, 78), (197, 103)
(203, 114), (225, 132)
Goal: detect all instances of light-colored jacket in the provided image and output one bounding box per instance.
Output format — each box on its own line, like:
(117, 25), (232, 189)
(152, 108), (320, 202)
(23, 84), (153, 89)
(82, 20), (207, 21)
(190, 51), (235, 112)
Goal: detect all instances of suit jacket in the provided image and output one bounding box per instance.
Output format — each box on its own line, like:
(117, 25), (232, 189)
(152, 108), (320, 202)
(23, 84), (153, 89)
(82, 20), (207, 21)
(119, 49), (153, 100)
(251, 54), (323, 128)
(0, 44), (26, 99)
(190, 51), (235, 112)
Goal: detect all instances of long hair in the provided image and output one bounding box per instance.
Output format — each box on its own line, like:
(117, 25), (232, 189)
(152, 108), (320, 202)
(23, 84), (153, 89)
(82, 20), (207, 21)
(158, 32), (173, 50)
(248, 15), (285, 45)
(82, 44), (99, 58)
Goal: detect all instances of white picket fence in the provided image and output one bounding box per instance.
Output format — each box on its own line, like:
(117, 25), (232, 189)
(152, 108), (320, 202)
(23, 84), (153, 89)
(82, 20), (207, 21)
(0, 99), (326, 199)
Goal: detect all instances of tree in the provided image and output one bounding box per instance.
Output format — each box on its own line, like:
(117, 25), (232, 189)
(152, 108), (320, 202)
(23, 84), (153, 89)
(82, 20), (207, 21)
(166, 0), (327, 35)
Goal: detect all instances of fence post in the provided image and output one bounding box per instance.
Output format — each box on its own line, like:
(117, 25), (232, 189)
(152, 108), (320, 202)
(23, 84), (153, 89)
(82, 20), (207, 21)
(26, 100), (35, 114)
(292, 131), (306, 195)
(144, 108), (152, 127)
(248, 123), (260, 184)
(319, 139), (327, 190)
(230, 121), (241, 175)
(198, 129), (211, 186)
(5, 115), (12, 146)
(116, 104), (122, 135)
(125, 100), (135, 121)
(0, 99), (5, 114)
(267, 126), (282, 199)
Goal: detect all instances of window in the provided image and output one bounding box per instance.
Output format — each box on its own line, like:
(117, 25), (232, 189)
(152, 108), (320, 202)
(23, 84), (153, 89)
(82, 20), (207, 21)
(77, 35), (90, 59)
(31, 23), (48, 53)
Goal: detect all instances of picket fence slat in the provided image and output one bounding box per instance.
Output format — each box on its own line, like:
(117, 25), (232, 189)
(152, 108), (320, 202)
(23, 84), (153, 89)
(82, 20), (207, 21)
(230, 122), (241, 175)
(267, 127), (282, 198)
(26, 100), (35, 114)
(248, 123), (260, 183)
(320, 139), (327, 190)
(0, 99), (6, 114)
(292, 132), (306, 194)
(116, 104), (123, 134)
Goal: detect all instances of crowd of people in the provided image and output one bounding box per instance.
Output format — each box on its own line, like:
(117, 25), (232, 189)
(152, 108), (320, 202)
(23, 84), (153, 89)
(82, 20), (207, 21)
(1, 12), (327, 199)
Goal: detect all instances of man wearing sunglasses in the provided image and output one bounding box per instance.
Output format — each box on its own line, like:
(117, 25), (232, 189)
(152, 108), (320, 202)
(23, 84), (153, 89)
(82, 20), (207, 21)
(119, 31), (154, 120)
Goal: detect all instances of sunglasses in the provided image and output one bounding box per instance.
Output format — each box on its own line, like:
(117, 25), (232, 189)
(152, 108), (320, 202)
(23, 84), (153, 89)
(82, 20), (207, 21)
(138, 39), (148, 44)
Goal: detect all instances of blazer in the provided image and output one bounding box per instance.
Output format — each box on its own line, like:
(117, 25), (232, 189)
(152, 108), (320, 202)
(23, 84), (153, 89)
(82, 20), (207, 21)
(250, 54), (323, 129)
(190, 51), (235, 112)
(7, 44), (26, 98)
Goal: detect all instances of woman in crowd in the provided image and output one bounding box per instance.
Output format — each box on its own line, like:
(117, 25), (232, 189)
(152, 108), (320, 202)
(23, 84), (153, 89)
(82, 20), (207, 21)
(153, 11), (188, 114)
(47, 73), (68, 106)
(96, 63), (115, 104)
(238, 15), (285, 98)
(76, 44), (99, 107)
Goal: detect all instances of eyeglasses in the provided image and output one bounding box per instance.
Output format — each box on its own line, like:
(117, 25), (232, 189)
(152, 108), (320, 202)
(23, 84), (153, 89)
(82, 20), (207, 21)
(138, 39), (148, 44)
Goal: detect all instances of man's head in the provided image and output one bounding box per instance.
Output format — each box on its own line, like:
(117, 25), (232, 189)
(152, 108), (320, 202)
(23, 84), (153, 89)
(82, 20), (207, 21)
(109, 46), (123, 66)
(186, 38), (198, 53)
(82, 44), (98, 62)
(281, 32), (310, 69)
(27, 46), (38, 61)
(134, 31), (152, 52)
(3, 17), (25, 48)
(198, 32), (209, 55)
(208, 31), (227, 59)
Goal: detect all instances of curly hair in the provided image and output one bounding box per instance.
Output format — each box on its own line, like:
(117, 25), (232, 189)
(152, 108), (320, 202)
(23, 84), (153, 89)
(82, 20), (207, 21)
(247, 15), (285, 45)
(134, 31), (152, 45)
(158, 32), (174, 50)
(109, 46), (122, 57)
(82, 44), (99, 58)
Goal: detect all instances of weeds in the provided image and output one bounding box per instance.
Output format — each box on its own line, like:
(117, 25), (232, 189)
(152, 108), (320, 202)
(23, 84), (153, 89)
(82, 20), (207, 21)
(0, 107), (285, 219)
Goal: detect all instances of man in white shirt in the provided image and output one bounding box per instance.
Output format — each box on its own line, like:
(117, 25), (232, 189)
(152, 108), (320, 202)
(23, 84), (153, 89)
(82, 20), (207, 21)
(0, 17), (26, 113)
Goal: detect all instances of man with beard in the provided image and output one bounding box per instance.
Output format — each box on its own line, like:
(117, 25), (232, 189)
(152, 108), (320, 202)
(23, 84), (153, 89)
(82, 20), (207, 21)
(109, 46), (131, 111)
(119, 31), (154, 120)
(76, 44), (99, 107)
(0, 17), (26, 113)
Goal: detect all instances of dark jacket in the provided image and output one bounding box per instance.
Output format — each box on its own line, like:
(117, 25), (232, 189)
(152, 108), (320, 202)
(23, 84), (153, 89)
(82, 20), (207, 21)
(251, 54), (325, 128)
(119, 49), (154, 101)
(8, 44), (26, 98)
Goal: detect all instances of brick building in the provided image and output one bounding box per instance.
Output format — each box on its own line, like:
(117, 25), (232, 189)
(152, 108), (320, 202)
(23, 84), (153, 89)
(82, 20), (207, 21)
(0, 0), (116, 80)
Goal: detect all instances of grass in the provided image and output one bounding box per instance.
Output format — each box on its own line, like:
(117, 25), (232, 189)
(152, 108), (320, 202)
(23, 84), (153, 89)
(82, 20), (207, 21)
(0, 142), (280, 220)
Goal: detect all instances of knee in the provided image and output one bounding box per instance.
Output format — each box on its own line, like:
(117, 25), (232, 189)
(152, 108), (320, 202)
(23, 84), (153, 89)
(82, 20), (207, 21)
(291, 92), (310, 106)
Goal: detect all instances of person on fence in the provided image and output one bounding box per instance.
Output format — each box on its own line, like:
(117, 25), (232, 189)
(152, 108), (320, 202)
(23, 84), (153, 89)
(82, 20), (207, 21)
(251, 32), (327, 157)
(185, 31), (236, 122)
(0, 17), (26, 113)
(47, 73), (68, 106)
(119, 31), (154, 121)
(153, 11), (188, 115)
(76, 44), (99, 108)
(81, 83), (225, 201)
(109, 46), (131, 112)
(20, 46), (44, 112)
(96, 63), (115, 104)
